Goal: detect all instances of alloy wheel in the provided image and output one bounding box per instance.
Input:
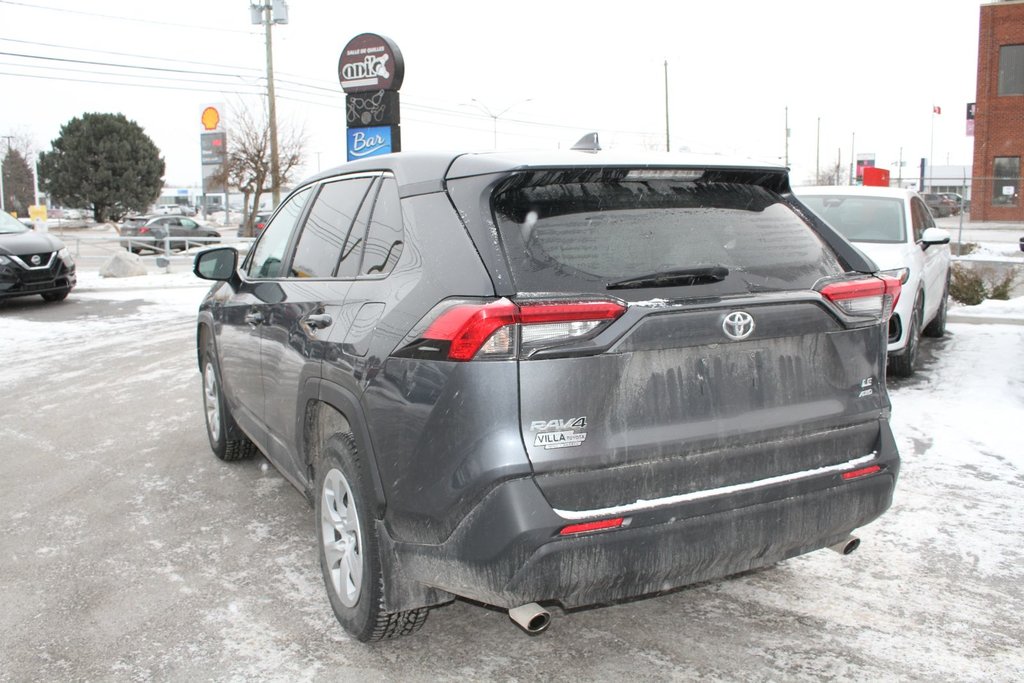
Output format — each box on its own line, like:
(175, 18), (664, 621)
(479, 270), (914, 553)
(321, 468), (364, 607)
(203, 362), (221, 443)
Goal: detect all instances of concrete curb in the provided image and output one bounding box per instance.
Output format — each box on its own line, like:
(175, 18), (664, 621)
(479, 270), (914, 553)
(947, 314), (1024, 326)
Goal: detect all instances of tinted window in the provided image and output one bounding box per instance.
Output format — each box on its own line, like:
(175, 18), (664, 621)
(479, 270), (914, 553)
(360, 177), (404, 276)
(992, 157), (1020, 206)
(246, 187), (312, 279)
(910, 197), (929, 241)
(800, 195), (907, 243)
(290, 177), (372, 278)
(999, 45), (1024, 96)
(494, 174), (841, 295)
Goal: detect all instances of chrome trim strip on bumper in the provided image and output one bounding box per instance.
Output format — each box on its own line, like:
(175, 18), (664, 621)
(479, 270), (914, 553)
(552, 453), (878, 521)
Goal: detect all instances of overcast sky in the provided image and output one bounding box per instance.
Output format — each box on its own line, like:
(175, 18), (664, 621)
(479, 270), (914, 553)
(0, 0), (984, 191)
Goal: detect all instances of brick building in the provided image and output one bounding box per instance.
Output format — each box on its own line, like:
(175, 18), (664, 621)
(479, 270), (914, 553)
(973, 0), (1024, 221)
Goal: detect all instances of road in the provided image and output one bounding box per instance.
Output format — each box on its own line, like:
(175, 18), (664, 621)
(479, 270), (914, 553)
(1, 272), (1022, 681)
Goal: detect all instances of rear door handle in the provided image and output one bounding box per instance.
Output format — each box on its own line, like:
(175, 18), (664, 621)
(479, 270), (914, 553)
(245, 310), (264, 326)
(302, 313), (333, 330)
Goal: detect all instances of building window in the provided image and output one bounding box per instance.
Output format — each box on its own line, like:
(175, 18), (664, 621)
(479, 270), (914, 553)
(999, 45), (1024, 95)
(992, 157), (1020, 207)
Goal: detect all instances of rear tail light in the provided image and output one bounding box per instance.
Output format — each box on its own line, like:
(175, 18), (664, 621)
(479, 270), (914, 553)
(819, 275), (901, 322)
(398, 297), (627, 361)
(139, 227), (149, 234)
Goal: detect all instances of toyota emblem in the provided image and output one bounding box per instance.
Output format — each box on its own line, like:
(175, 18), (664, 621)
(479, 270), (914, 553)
(722, 311), (755, 341)
(30, 254), (42, 266)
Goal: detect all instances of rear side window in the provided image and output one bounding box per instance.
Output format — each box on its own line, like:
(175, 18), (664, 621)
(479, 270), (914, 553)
(492, 173), (841, 295)
(800, 195), (907, 243)
(360, 177), (404, 276)
(290, 177), (373, 278)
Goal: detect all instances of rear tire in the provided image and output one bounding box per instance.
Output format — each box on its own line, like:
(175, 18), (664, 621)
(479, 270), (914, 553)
(201, 344), (256, 461)
(315, 433), (429, 641)
(923, 277), (949, 338)
(889, 299), (921, 378)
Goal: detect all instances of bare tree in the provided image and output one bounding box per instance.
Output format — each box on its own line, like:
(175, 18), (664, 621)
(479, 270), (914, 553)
(214, 104), (305, 235)
(806, 162), (847, 187)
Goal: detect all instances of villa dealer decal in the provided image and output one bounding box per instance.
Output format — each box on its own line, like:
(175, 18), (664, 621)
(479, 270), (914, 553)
(530, 417), (588, 450)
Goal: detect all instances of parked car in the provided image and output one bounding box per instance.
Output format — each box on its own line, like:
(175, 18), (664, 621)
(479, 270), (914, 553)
(939, 192), (965, 215)
(0, 210), (76, 302)
(795, 186), (951, 377)
(236, 211), (272, 237)
(121, 215), (220, 253)
(921, 193), (953, 218)
(194, 151), (902, 641)
(154, 204), (185, 216)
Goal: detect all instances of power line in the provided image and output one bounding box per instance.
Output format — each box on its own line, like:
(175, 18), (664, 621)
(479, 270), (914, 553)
(0, 35), (265, 74)
(0, 70), (260, 96)
(0, 50), (250, 80)
(0, 0), (254, 34)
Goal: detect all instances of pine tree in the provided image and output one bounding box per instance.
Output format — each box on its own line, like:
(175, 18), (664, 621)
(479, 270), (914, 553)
(37, 113), (165, 222)
(1, 148), (35, 216)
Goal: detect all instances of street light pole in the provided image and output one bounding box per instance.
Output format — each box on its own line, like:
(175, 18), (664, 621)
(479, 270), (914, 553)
(471, 98), (532, 150)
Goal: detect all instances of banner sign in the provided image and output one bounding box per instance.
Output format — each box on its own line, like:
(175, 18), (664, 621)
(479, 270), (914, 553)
(966, 102), (976, 137)
(347, 126), (398, 161)
(855, 153), (875, 180)
(338, 33), (405, 93)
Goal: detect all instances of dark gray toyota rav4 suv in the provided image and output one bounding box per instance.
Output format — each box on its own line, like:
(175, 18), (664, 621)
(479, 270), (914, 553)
(194, 151), (901, 641)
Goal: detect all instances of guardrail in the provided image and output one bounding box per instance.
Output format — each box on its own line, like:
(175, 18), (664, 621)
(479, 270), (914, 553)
(58, 234), (253, 264)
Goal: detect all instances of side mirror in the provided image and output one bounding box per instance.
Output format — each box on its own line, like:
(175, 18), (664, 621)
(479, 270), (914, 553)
(920, 227), (951, 250)
(194, 247), (238, 282)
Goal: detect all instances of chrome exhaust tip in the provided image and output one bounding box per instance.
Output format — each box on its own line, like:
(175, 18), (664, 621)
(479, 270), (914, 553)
(828, 535), (861, 555)
(508, 603), (551, 634)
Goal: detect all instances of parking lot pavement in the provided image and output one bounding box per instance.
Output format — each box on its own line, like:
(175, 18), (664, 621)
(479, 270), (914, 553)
(1, 272), (1022, 681)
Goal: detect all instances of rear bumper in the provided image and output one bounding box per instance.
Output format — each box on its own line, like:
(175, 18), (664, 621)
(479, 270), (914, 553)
(384, 437), (899, 610)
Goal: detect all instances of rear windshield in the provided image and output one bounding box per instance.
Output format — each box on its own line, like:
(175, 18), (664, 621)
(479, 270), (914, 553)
(491, 172), (842, 296)
(799, 195), (906, 243)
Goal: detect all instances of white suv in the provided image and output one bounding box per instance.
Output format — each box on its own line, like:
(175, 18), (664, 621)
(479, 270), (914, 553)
(795, 186), (951, 377)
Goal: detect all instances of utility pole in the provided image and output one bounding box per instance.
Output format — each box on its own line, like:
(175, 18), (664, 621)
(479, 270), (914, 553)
(815, 117), (821, 184)
(251, 2), (288, 208)
(784, 106), (789, 167)
(664, 60), (670, 152)
(850, 132), (855, 185)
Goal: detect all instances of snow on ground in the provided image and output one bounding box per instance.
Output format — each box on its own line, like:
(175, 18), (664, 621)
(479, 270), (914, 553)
(950, 295), (1024, 321)
(1, 272), (1022, 678)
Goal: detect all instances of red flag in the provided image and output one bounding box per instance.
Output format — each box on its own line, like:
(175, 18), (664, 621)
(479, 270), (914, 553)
(933, 105), (942, 114)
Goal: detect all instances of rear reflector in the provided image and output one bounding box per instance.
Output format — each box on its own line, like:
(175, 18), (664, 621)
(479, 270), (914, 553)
(559, 518), (624, 535)
(418, 298), (626, 361)
(842, 465), (882, 480)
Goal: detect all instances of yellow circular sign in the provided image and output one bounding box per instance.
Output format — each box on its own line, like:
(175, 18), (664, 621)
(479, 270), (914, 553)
(201, 106), (221, 131)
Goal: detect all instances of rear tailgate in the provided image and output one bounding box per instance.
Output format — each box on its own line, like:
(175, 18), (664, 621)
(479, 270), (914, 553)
(456, 166), (893, 513)
(519, 296), (888, 512)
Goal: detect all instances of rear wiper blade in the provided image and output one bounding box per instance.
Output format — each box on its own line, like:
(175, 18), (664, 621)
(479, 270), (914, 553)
(606, 265), (729, 290)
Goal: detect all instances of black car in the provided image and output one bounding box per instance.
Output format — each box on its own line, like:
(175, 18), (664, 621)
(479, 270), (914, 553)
(0, 211), (76, 302)
(194, 151), (902, 641)
(121, 215), (220, 253)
